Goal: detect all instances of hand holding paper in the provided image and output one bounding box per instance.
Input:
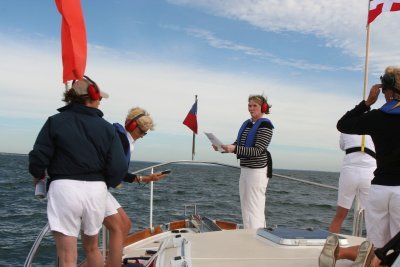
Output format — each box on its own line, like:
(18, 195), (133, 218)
(204, 132), (225, 152)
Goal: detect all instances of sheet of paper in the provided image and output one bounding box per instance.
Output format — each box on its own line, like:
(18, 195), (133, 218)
(204, 132), (225, 152)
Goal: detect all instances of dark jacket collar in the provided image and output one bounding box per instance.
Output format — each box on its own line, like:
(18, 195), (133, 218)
(57, 103), (104, 117)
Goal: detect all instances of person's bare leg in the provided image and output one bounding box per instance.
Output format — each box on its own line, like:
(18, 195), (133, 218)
(369, 255), (382, 267)
(80, 209), (132, 267)
(82, 233), (104, 267)
(53, 231), (78, 267)
(103, 208), (132, 267)
(329, 206), (349, 233)
(338, 246), (359, 261)
(118, 208), (132, 238)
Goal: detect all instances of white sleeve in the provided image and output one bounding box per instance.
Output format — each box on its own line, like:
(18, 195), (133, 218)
(339, 133), (346, 151)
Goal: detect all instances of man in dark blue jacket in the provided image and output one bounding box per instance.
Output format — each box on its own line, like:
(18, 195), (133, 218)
(29, 76), (127, 267)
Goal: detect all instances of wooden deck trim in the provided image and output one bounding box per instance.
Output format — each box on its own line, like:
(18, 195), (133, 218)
(123, 226), (163, 246)
(123, 220), (187, 246)
(215, 220), (238, 230)
(123, 219), (237, 246)
(169, 220), (187, 230)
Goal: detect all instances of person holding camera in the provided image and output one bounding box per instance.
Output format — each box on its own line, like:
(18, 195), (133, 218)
(320, 66), (400, 267)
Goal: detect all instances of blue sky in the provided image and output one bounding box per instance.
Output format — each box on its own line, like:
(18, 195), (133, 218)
(1, 0), (399, 171)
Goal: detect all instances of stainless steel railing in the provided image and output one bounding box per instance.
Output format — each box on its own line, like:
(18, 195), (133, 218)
(24, 223), (50, 267)
(134, 160), (363, 237)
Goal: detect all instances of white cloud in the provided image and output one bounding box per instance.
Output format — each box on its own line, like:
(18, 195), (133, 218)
(0, 35), (359, 171)
(6, 0), (397, 171)
(168, 0), (400, 73)
(185, 27), (337, 71)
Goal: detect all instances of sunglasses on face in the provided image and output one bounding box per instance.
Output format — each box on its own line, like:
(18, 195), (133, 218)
(138, 127), (147, 136)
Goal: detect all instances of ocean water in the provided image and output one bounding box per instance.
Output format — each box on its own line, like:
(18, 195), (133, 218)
(0, 153), (349, 266)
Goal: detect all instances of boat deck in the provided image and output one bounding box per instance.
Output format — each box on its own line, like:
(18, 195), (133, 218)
(123, 228), (366, 267)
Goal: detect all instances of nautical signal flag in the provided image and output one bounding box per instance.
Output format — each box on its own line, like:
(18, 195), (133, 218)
(368, 0), (400, 24)
(183, 100), (198, 134)
(55, 0), (87, 83)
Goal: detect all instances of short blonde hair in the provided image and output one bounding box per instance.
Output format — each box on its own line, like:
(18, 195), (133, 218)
(125, 107), (154, 131)
(248, 94), (271, 114)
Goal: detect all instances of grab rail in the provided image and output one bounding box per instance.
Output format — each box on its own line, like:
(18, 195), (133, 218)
(272, 173), (337, 190)
(129, 160), (240, 230)
(131, 160), (338, 190)
(352, 194), (364, 237)
(129, 160), (364, 235)
(24, 222), (50, 267)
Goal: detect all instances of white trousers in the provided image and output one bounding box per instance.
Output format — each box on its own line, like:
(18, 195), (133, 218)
(365, 184), (400, 248)
(239, 167), (269, 229)
(337, 165), (375, 209)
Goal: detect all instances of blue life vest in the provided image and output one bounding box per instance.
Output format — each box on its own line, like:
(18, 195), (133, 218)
(236, 118), (274, 178)
(113, 123), (131, 165)
(379, 100), (400, 115)
(236, 118), (274, 147)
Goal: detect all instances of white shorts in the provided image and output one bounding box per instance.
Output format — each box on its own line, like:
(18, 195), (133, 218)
(239, 167), (269, 229)
(365, 184), (400, 248)
(105, 192), (121, 217)
(337, 166), (375, 209)
(47, 180), (107, 237)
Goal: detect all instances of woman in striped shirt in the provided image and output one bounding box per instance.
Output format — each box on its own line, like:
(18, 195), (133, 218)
(219, 94), (274, 229)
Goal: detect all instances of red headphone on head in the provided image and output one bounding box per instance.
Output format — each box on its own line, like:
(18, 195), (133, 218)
(125, 113), (145, 132)
(261, 97), (269, 113)
(83, 75), (101, 101)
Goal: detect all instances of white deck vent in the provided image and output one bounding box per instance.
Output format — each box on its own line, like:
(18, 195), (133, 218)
(257, 227), (349, 246)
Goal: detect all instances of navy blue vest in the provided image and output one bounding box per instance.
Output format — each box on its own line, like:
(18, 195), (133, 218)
(113, 123), (131, 166)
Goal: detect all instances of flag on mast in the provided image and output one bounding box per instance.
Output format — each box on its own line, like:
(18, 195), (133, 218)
(183, 99), (198, 134)
(55, 0), (87, 83)
(368, 0), (400, 24)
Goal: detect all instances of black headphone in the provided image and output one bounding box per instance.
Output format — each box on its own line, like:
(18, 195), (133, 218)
(125, 113), (145, 132)
(380, 73), (400, 94)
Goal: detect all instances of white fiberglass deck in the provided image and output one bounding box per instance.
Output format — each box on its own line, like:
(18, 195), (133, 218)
(123, 228), (366, 267)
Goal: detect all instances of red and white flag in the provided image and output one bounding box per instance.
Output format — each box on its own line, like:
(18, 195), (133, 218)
(368, 0), (400, 24)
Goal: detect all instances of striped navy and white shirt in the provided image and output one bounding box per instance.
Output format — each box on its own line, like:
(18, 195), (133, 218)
(235, 120), (273, 168)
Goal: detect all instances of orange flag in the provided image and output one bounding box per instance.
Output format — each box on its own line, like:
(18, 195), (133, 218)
(55, 0), (87, 83)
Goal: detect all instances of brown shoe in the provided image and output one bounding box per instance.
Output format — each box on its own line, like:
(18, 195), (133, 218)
(350, 241), (374, 267)
(319, 235), (339, 267)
